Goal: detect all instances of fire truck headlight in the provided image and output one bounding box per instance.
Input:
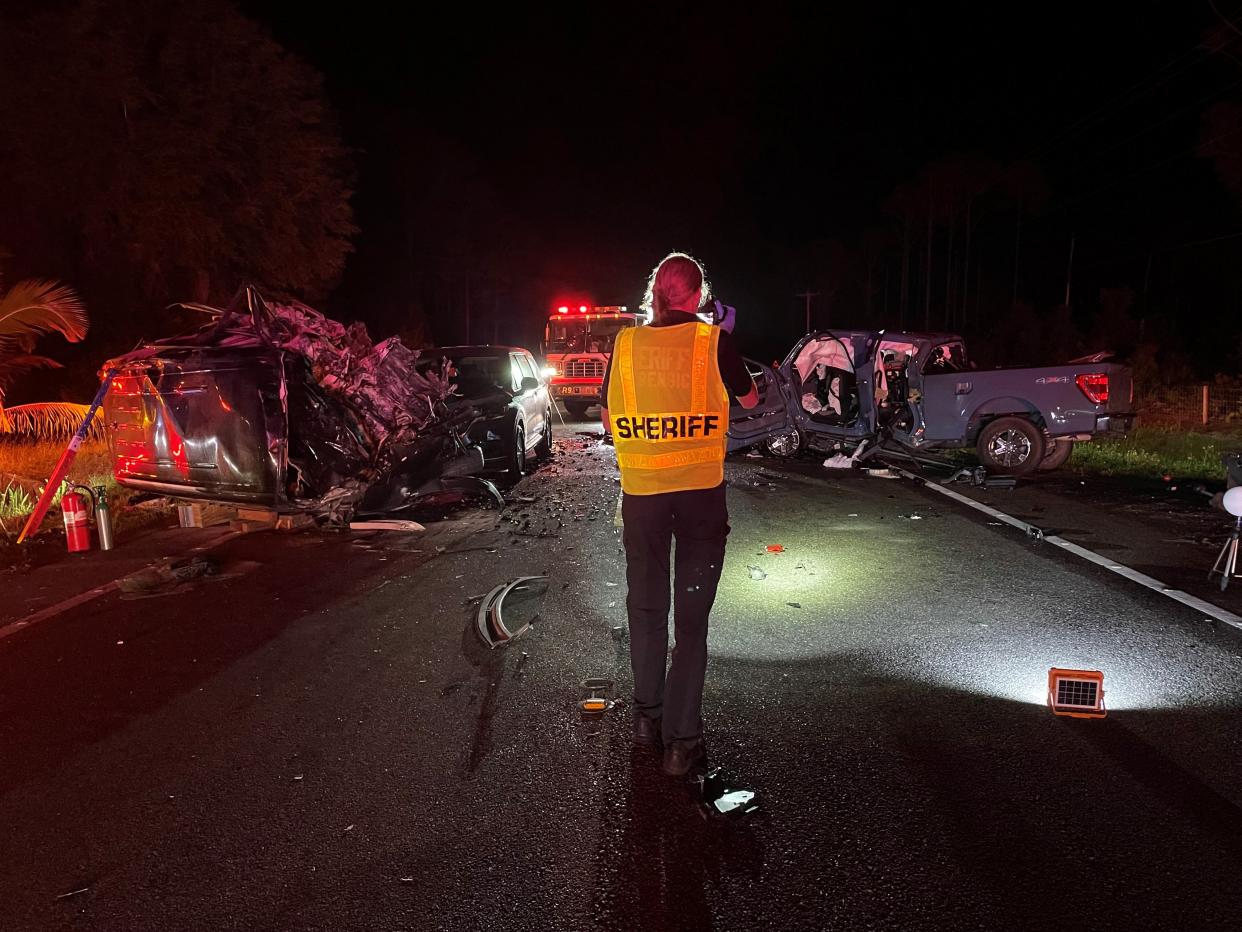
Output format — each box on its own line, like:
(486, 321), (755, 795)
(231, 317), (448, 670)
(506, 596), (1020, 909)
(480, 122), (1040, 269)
(541, 365), (556, 379)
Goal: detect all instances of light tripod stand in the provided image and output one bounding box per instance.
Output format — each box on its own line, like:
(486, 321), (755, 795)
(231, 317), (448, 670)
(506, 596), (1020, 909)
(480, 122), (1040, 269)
(1209, 513), (1242, 592)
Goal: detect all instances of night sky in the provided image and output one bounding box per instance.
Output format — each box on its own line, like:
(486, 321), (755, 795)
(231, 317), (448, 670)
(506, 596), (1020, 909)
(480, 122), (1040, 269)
(6, 1), (1239, 373)
(236, 1), (1241, 361)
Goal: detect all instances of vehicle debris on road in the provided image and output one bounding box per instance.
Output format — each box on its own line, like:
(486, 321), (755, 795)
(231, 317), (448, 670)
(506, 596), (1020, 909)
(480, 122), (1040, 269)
(698, 767), (760, 820)
(475, 575), (549, 649)
(116, 555), (221, 597)
(348, 520), (426, 532)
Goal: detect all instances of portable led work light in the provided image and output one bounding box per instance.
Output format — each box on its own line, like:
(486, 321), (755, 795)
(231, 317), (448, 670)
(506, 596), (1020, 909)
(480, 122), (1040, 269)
(1047, 668), (1106, 718)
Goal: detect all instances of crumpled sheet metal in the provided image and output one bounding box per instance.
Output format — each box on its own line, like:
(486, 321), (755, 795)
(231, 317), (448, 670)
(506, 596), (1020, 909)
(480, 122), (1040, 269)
(105, 285), (469, 522)
(154, 287), (454, 446)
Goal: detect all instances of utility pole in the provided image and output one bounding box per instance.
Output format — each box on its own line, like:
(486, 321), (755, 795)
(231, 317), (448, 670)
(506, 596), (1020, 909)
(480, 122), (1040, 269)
(795, 290), (820, 333)
(1012, 198), (1023, 309)
(924, 190), (934, 330)
(1063, 233), (1076, 307)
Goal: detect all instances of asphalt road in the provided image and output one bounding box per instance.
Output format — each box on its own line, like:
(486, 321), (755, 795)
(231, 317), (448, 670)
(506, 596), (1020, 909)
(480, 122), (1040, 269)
(3, 410), (1242, 931)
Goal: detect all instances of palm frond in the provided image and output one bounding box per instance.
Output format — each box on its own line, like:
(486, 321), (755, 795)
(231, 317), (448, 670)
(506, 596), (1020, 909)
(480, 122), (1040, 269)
(0, 402), (103, 441)
(0, 354), (62, 392)
(0, 280), (89, 352)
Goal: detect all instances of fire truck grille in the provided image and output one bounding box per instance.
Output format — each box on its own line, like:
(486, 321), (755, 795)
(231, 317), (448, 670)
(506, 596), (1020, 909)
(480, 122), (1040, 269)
(566, 359), (605, 379)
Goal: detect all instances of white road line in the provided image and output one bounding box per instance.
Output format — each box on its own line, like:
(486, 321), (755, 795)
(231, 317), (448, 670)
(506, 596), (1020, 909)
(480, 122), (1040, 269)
(891, 466), (1242, 633)
(0, 582), (120, 643)
(0, 527), (249, 645)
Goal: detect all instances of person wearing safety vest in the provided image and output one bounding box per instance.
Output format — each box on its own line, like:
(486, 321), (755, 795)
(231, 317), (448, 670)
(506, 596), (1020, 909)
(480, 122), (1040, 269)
(601, 252), (759, 777)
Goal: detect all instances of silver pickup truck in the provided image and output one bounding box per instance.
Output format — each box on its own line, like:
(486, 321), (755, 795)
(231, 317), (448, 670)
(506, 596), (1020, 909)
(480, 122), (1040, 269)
(728, 329), (1136, 476)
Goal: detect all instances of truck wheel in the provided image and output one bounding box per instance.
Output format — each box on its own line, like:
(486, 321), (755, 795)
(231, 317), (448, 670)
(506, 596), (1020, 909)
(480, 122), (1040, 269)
(508, 420), (527, 476)
(763, 427), (804, 458)
(1039, 438), (1074, 472)
(564, 399), (589, 419)
(976, 417), (1045, 476)
(536, 408), (553, 459)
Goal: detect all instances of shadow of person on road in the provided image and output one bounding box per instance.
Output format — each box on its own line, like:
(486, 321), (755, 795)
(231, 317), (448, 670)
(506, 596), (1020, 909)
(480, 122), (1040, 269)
(591, 746), (766, 932)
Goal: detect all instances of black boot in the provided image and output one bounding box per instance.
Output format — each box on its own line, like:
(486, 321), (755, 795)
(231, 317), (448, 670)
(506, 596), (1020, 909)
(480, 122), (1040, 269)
(632, 713), (661, 747)
(662, 739), (706, 776)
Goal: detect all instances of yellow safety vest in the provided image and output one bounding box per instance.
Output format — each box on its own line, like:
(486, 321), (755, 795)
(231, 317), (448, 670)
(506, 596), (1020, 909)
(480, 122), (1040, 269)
(607, 321), (731, 495)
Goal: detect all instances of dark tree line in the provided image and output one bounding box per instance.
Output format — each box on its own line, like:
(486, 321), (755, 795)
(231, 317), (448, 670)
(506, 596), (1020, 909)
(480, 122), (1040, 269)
(0, 0), (355, 396)
(4, 0), (1242, 399)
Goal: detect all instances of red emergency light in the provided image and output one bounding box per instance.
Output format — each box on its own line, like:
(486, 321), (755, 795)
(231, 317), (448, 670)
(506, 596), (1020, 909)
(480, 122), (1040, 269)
(557, 306), (569, 314)
(578, 305), (588, 313)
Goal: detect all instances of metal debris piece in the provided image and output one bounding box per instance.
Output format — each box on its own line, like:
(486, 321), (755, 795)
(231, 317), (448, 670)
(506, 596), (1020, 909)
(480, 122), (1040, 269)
(747, 566), (768, 580)
(475, 576), (549, 649)
(349, 519), (426, 532)
(698, 767), (760, 820)
(862, 467), (899, 479)
(55, 887), (90, 901)
(117, 555), (221, 598)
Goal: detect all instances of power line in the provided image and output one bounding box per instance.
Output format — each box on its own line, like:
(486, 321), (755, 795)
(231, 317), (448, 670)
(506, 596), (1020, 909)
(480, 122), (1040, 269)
(1023, 44), (1213, 162)
(1209, 0), (1242, 39)
(955, 12), (1242, 209)
(1041, 120), (1242, 218)
(1018, 6), (1242, 165)
(1075, 228), (1242, 273)
(1036, 71), (1242, 191)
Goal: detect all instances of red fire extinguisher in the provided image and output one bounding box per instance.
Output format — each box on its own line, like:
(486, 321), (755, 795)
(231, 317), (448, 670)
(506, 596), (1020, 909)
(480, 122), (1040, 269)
(61, 486), (93, 553)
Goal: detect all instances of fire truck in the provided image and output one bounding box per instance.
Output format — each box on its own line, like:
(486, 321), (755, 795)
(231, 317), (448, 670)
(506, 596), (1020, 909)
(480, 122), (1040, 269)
(541, 304), (648, 417)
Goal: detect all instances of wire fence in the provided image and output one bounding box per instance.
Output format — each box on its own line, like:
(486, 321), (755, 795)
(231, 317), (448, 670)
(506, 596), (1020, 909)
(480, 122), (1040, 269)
(1137, 383), (1242, 429)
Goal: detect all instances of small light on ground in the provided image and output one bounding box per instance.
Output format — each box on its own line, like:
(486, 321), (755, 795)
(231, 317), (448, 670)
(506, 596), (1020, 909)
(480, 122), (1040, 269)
(1048, 667), (1107, 718)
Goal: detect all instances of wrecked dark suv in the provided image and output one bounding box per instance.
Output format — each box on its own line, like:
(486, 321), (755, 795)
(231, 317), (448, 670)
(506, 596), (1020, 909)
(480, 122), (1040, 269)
(437, 345), (553, 476)
(729, 329), (1136, 476)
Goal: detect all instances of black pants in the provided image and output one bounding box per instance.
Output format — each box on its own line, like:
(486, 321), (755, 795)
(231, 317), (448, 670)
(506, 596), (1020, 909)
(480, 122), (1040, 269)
(622, 482), (729, 745)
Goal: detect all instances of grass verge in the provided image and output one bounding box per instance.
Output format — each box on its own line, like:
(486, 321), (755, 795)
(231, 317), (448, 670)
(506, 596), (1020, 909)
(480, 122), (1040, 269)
(1070, 427), (1242, 483)
(0, 438), (119, 536)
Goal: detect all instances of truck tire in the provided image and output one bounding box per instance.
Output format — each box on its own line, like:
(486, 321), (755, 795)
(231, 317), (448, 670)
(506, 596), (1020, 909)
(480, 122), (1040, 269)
(763, 427), (804, 458)
(564, 399), (589, 419)
(976, 417), (1046, 477)
(1039, 438), (1074, 472)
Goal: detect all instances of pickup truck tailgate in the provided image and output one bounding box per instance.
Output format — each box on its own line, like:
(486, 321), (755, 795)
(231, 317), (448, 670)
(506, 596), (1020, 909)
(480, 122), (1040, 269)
(1102, 366), (1133, 413)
